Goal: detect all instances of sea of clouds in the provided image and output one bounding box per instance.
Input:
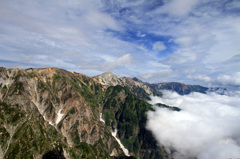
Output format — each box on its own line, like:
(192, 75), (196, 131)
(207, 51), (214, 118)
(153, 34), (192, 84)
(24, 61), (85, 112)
(147, 91), (240, 159)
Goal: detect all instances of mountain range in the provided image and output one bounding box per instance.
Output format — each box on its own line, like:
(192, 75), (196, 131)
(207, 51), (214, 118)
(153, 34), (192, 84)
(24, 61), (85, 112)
(95, 72), (228, 96)
(0, 67), (227, 159)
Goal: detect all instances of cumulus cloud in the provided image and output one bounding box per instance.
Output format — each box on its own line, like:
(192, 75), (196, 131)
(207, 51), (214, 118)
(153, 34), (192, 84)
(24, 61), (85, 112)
(147, 91), (240, 159)
(174, 36), (195, 47)
(153, 41), (166, 52)
(187, 74), (212, 83)
(139, 69), (173, 81)
(187, 73), (240, 88)
(137, 31), (146, 38)
(155, 0), (200, 17)
(216, 72), (240, 87)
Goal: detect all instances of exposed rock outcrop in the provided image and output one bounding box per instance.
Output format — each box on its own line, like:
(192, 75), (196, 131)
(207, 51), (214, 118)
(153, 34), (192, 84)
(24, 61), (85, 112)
(0, 67), (171, 159)
(0, 68), (124, 158)
(94, 73), (161, 99)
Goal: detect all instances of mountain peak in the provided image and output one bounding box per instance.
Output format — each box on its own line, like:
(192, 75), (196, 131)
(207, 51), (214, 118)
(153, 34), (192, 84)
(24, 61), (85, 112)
(132, 77), (143, 83)
(99, 72), (116, 77)
(95, 72), (123, 86)
(94, 73), (160, 98)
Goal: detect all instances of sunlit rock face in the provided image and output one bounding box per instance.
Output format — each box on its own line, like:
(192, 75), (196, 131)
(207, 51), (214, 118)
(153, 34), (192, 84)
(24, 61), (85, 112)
(0, 67), (124, 158)
(0, 67), (171, 159)
(95, 72), (124, 86)
(94, 72), (161, 99)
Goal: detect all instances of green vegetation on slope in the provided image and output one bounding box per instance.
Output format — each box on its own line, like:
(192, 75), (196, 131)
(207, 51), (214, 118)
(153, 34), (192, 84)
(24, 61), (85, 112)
(0, 67), (171, 159)
(0, 101), (113, 159)
(102, 86), (168, 158)
(0, 101), (63, 159)
(155, 103), (181, 111)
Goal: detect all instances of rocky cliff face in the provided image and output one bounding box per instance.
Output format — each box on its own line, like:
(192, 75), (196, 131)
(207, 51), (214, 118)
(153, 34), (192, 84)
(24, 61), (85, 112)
(0, 67), (124, 158)
(94, 73), (161, 99)
(95, 72), (124, 86)
(0, 67), (171, 159)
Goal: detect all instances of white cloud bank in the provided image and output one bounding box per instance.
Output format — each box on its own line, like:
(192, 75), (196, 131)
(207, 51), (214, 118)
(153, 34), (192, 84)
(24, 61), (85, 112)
(147, 91), (240, 159)
(188, 72), (240, 88)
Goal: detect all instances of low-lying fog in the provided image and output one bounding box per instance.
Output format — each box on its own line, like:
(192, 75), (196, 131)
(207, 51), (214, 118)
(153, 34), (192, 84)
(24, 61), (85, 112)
(147, 91), (240, 159)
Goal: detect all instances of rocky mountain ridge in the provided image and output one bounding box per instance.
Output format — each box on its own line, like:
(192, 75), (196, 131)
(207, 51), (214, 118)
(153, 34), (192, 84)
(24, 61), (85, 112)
(147, 82), (208, 95)
(0, 67), (171, 159)
(0, 67), (123, 158)
(94, 72), (161, 99)
(147, 82), (229, 95)
(95, 72), (228, 96)
(1, 67), (227, 159)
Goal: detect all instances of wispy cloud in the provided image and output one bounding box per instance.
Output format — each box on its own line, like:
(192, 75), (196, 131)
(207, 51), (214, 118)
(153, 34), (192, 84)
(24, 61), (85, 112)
(138, 69), (173, 81)
(0, 0), (239, 88)
(153, 0), (200, 17)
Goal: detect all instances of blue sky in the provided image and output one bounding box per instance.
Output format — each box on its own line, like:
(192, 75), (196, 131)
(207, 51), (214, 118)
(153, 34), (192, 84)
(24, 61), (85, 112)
(0, 0), (240, 88)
